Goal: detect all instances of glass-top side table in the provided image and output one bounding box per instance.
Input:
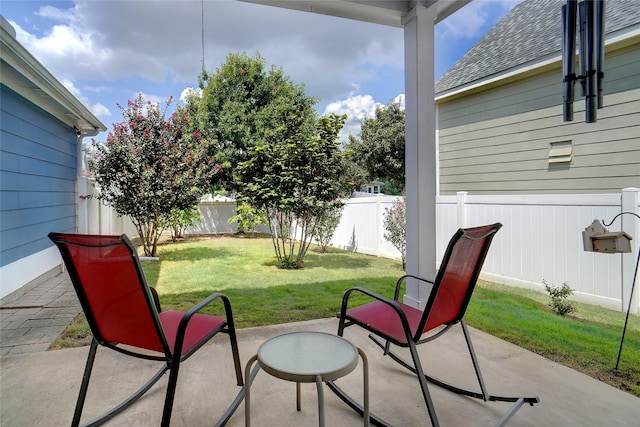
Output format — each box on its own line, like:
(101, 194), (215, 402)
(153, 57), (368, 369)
(244, 331), (369, 427)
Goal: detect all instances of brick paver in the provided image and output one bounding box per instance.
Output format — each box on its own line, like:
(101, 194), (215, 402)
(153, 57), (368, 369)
(0, 273), (81, 357)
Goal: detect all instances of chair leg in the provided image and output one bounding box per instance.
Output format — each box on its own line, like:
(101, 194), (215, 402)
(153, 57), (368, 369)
(227, 327), (244, 386)
(368, 330), (539, 425)
(460, 319), (489, 401)
(161, 359), (181, 427)
(72, 338), (99, 427)
(73, 342), (169, 427)
(407, 340), (440, 427)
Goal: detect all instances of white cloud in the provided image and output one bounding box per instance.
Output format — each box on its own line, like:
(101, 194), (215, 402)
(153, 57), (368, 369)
(438, 0), (522, 40)
(180, 87), (202, 103)
(324, 94), (381, 141)
(90, 103), (110, 118)
(11, 1), (403, 103)
(324, 94), (404, 141)
(439, 2), (488, 39)
(59, 78), (111, 118)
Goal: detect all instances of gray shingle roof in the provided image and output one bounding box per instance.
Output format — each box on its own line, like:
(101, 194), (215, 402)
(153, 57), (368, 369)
(435, 0), (640, 94)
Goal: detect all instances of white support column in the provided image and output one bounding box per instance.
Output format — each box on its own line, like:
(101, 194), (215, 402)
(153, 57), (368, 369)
(402, 4), (437, 309)
(621, 187), (640, 315)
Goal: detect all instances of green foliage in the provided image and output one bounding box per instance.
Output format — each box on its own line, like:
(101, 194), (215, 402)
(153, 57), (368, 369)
(543, 280), (577, 316)
(162, 207), (202, 242)
(189, 52), (313, 193)
(189, 52), (351, 268)
(313, 206), (343, 253)
(227, 201), (268, 235)
(383, 197), (406, 269)
(244, 113), (349, 268)
(90, 94), (219, 256)
(346, 101), (405, 191)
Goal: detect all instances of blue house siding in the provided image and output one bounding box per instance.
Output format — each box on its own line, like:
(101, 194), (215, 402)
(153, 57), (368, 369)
(0, 85), (78, 267)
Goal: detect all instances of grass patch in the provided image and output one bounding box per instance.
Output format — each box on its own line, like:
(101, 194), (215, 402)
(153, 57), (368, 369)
(468, 281), (640, 397)
(48, 312), (91, 350)
(51, 235), (640, 397)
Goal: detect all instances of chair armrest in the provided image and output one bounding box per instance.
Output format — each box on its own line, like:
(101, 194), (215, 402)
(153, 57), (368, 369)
(149, 286), (162, 312)
(339, 286), (414, 336)
(394, 274), (435, 300)
(173, 292), (235, 358)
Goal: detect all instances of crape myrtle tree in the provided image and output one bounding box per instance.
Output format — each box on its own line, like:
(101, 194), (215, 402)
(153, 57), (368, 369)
(90, 94), (220, 256)
(346, 101), (405, 194)
(239, 113), (349, 268)
(188, 52), (350, 268)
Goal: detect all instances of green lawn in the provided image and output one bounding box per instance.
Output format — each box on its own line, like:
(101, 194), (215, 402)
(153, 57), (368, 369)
(53, 235), (640, 397)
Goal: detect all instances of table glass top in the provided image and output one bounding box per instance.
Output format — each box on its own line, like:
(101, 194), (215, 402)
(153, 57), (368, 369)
(258, 331), (358, 379)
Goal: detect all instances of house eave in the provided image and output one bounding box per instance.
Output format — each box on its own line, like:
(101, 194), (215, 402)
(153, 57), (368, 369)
(240, 0), (470, 27)
(0, 16), (106, 135)
(436, 23), (640, 103)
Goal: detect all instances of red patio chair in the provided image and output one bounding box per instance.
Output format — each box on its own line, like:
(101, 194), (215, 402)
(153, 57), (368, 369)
(328, 223), (539, 426)
(48, 233), (244, 427)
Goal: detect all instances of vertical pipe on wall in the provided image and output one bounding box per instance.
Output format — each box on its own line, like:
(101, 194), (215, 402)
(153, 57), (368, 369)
(562, 1), (577, 122)
(583, 0), (597, 123)
(595, 0), (606, 109)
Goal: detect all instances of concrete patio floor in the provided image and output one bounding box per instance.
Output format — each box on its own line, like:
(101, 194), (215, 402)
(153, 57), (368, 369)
(2, 316), (639, 426)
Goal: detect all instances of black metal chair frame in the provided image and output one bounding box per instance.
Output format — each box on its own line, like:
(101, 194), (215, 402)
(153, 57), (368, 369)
(49, 233), (249, 427)
(326, 224), (539, 427)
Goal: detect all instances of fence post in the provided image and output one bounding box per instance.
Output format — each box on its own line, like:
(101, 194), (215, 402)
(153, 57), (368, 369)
(376, 195), (383, 257)
(76, 177), (90, 233)
(456, 191), (468, 229)
(621, 187), (640, 315)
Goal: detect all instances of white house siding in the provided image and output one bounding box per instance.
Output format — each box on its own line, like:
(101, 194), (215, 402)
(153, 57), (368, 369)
(437, 39), (640, 195)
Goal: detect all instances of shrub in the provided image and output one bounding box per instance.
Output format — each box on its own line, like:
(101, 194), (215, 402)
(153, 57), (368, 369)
(164, 207), (202, 242)
(313, 206), (343, 253)
(543, 280), (576, 316)
(383, 197), (406, 269)
(228, 201), (268, 236)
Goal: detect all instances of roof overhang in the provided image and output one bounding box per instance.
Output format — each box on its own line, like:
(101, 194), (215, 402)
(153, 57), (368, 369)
(435, 23), (640, 103)
(240, 0), (470, 27)
(0, 16), (106, 136)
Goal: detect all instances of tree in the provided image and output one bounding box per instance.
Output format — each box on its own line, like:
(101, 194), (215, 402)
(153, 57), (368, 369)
(346, 101), (405, 193)
(189, 52), (351, 268)
(90, 94), (219, 256)
(188, 52), (310, 193)
(239, 113), (350, 268)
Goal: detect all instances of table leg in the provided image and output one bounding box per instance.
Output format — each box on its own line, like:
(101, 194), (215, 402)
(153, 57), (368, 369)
(358, 348), (370, 427)
(296, 382), (301, 411)
(315, 375), (325, 427)
(244, 354), (259, 427)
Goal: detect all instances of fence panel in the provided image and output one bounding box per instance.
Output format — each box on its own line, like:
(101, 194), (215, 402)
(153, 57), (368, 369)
(332, 190), (639, 314)
(85, 187), (639, 314)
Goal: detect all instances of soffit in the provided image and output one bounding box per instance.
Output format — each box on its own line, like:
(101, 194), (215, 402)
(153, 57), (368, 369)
(240, 0), (470, 27)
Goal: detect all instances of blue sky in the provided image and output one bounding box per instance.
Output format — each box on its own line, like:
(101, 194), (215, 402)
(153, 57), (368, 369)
(2, 0), (522, 141)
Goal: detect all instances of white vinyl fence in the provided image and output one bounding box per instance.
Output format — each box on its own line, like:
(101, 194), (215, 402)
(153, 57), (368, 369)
(331, 188), (640, 315)
(81, 178), (639, 314)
